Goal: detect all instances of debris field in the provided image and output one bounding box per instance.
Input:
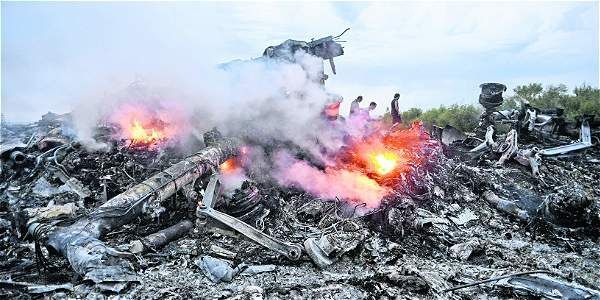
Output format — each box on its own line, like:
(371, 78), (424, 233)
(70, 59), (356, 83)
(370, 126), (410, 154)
(1, 33), (599, 299)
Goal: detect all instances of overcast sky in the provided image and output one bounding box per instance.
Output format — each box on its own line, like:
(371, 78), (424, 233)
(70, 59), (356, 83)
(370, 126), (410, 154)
(2, 1), (598, 122)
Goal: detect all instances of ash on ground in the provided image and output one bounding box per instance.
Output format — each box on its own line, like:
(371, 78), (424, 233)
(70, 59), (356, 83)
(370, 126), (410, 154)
(1, 108), (599, 300)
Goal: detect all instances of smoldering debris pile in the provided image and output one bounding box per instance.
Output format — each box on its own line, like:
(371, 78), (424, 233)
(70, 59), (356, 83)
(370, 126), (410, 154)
(2, 101), (599, 299)
(1, 34), (599, 298)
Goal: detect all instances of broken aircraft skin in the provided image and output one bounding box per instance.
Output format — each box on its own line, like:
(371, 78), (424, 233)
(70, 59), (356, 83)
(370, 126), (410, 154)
(221, 29), (348, 85)
(457, 83), (599, 178)
(261, 29), (346, 78)
(2, 60), (600, 299)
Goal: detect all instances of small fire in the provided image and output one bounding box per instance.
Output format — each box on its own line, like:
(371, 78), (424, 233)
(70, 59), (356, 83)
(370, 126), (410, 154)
(219, 158), (237, 174)
(108, 102), (190, 148)
(219, 156), (249, 190)
(275, 153), (390, 208)
(129, 119), (164, 144)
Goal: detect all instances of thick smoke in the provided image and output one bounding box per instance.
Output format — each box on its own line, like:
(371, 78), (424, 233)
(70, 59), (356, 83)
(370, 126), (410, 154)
(72, 49), (352, 184)
(273, 151), (390, 208)
(73, 51), (338, 151)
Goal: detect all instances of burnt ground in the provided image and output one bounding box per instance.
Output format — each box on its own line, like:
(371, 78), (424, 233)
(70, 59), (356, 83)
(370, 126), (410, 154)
(1, 116), (599, 299)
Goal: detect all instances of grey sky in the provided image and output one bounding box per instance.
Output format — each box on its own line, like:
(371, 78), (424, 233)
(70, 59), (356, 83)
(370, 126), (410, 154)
(1, 1), (598, 122)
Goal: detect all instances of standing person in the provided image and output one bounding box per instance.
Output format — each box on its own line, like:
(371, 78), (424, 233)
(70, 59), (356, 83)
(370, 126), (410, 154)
(367, 102), (377, 119)
(350, 95), (363, 117)
(391, 93), (402, 124)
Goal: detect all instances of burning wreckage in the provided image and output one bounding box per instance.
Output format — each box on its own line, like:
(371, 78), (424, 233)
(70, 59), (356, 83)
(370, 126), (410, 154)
(1, 32), (600, 299)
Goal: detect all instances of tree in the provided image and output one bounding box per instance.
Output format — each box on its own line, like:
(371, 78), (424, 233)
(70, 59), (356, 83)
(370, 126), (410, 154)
(401, 108), (423, 124)
(415, 104), (481, 132)
(514, 83), (543, 103)
(537, 84), (569, 109)
(569, 84), (600, 118)
(501, 83), (599, 119)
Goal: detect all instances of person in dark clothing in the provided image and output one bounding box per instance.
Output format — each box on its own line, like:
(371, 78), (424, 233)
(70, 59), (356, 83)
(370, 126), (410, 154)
(391, 93), (402, 124)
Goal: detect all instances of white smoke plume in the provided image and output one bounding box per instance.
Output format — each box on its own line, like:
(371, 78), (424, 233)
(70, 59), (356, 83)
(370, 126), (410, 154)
(71, 49), (348, 186)
(67, 45), (403, 207)
(73, 51), (339, 149)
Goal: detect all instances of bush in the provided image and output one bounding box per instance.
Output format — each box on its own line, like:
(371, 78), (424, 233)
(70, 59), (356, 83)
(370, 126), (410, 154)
(401, 108), (423, 123)
(502, 83), (599, 119)
(380, 82), (598, 133)
(383, 104), (481, 132)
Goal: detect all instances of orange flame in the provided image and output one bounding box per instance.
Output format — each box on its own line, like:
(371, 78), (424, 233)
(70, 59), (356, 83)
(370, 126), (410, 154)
(128, 119), (164, 144)
(108, 102), (190, 148)
(342, 121), (431, 182)
(219, 158), (237, 174)
(275, 122), (439, 209)
(369, 151), (399, 175)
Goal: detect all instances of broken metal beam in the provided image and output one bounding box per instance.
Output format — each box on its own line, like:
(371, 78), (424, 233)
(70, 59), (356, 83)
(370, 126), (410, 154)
(539, 120), (593, 156)
(34, 131), (240, 285)
(127, 220), (194, 254)
(197, 176), (303, 260)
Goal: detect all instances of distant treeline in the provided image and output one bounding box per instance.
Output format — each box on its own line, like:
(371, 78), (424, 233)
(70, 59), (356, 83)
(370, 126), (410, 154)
(383, 83), (600, 132)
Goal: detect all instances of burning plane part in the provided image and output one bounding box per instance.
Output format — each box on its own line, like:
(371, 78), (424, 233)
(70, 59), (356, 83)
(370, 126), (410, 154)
(274, 121), (441, 208)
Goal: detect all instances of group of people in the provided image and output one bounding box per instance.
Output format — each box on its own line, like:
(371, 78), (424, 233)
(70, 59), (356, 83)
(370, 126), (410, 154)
(349, 93), (403, 124)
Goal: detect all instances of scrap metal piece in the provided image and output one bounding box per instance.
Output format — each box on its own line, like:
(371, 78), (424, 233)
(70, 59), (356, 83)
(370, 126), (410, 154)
(304, 236), (335, 268)
(240, 264), (276, 275)
(0, 280), (74, 294)
(541, 183), (597, 228)
(524, 109), (537, 132)
(50, 167), (92, 199)
(440, 125), (467, 146)
(198, 205), (302, 260)
(483, 191), (529, 221)
(24, 202), (79, 232)
(449, 209), (478, 226)
(539, 119), (593, 156)
(515, 148), (541, 177)
(443, 270), (553, 293)
(328, 58), (336, 75)
(221, 181), (269, 230)
(304, 232), (364, 269)
(209, 245), (236, 259)
(9, 151), (27, 165)
(195, 256), (245, 283)
(197, 176), (302, 260)
(449, 238), (482, 261)
(254, 30), (347, 83)
(495, 273), (600, 299)
(127, 220), (193, 254)
(470, 126), (497, 152)
(497, 129), (518, 165)
(63, 178), (92, 199)
(469, 127), (542, 176)
(202, 175), (221, 210)
(479, 83), (507, 110)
